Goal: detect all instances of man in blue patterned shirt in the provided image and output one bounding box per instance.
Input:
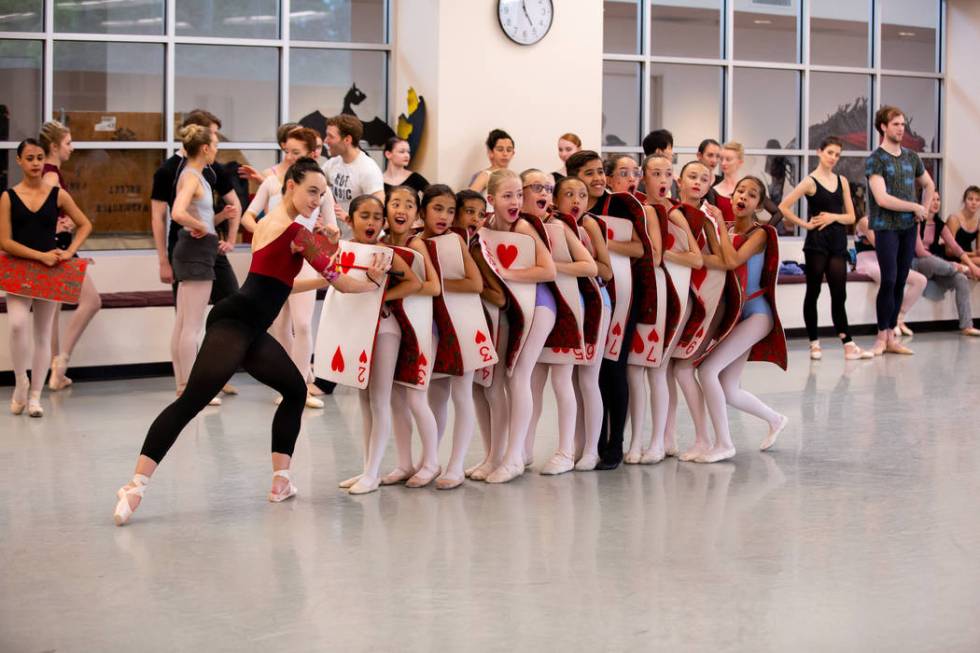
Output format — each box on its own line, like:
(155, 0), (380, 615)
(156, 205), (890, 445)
(865, 105), (935, 355)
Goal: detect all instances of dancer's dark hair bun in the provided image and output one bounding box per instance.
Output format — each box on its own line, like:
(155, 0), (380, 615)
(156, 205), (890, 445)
(284, 158), (325, 186)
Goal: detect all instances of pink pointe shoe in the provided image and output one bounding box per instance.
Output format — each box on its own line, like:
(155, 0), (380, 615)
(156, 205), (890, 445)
(268, 469), (298, 503)
(113, 474), (150, 526)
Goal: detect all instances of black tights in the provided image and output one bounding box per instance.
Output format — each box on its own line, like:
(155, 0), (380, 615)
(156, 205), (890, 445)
(803, 251), (851, 343)
(597, 318), (635, 463)
(140, 318), (307, 463)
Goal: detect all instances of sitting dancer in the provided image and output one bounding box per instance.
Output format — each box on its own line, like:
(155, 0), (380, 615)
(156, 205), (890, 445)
(1, 139), (92, 417)
(943, 186), (980, 268)
(521, 169), (597, 475)
(330, 196), (421, 495)
(418, 185), (486, 490)
(112, 159), (380, 524)
(378, 186), (442, 489)
(242, 127), (337, 408)
(480, 169), (557, 484)
(39, 121), (103, 390)
(778, 136), (872, 360)
(469, 129), (515, 195)
(696, 176), (789, 462)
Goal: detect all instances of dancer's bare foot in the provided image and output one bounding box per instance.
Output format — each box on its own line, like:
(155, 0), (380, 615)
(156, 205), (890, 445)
(695, 446), (736, 463)
(221, 384), (238, 395)
(760, 414), (788, 451)
(679, 443), (711, 462)
(381, 467), (416, 486)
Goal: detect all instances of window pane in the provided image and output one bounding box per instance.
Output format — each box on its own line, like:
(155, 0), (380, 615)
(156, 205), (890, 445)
(176, 45), (279, 142)
(0, 40), (42, 141)
(1, 0), (42, 32)
(176, 1), (280, 39)
(733, 0), (799, 63)
(808, 73), (870, 151)
(650, 64), (722, 148)
(602, 61), (641, 148)
(60, 150), (165, 249)
(810, 0), (870, 67)
(3, 150), (24, 189)
(921, 159), (940, 193)
(603, 0), (640, 55)
(290, 49), (387, 146)
(881, 1), (938, 73)
(650, 0), (722, 59)
(216, 149), (279, 224)
(291, 0), (387, 43)
(739, 155), (801, 233)
(55, 0), (164, 35)
(880, 76), (938, 153)
(54, 42), (165, 141)
(732, 68), (800, 149)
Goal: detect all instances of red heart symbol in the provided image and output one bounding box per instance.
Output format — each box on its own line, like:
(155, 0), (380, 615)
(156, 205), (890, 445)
(552, 347), (561, 353)
(331, 347), (345, 372)
(691, 267), (707, 290)
(359, 350), (368, 364)
(631, 333), (644, 354)
(647, 329), (659, 342)
(496, 244), (518, 269)
(339, 251), (356, 273)
(664, 233), (675, 250)
(696, 327), (704, 338)
(607, 228), (614, 240)
(418, 352), (427, 366)
(611, 323), (622, 336)
(475, 330), (487, 344)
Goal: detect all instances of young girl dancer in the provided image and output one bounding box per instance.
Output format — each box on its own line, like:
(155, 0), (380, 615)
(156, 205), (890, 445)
(379, 186), (442, 489)
(554, 132), (581, 182)
(779, 136), (871, 360)
(469, 129), (515, 195)
(711, 142), (744, 223)
(479, 169), (557, 484)
(696, 176), (789, 462)
(337, 195), (421, 495)
(1, 139), (92, 417)
(242, 127), (336, 407)
(418, 185), (485, 489)
(644, 161), (705, 461)
(169, 125), (238, 406)
(38, 121), (102, 390)
(549, 175), (611, 472)
(605, 155), (642, 197)
(521, 169), (597, 475)
(112, 159), (376, 525)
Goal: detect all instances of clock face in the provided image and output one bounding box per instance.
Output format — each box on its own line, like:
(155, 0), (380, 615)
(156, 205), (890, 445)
(498, 0), (554, 46)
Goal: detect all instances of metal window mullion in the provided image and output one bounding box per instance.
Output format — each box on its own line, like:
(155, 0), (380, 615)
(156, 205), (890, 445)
(724, 0), (734, 142)
(641, 0), (651, 139)
(938, 0), (946, 183)
(879, 69), (944, 80)
(280, 0), (290, 134)
(37, 32), (167, 44)
(282, 39), (390, 51)
(165, 0), (175, 157)
(808, 64), (875, 75)
(168, 142), (283, 150)
(801, 0), (809, 156)
(872, 0), (881, 125)
(647, 55), (728, 66)
(42, 0), (53, 123)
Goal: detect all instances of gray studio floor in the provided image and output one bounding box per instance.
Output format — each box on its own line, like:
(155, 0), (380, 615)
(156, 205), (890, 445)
(2, 333), (980, 652)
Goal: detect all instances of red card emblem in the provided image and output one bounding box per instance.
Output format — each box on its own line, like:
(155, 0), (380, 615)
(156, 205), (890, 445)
(339, 251), (356, 273)
(475, 330), (487, 344)
(647, 329), (659, 342)
(331, 347), (345, 372)
(691, 266), (707, 290)
(664, 233), (675, 250)
(611, 322), (622, 336)
(631, 333), (644, 354)
(496, 244), (518, 269)
(359, 350), (368, 364)
(607, 228), (614, 240)
(418, 352), (427, 366)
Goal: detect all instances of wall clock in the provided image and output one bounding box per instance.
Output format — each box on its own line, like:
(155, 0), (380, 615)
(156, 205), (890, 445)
(498, 0), (554, 46)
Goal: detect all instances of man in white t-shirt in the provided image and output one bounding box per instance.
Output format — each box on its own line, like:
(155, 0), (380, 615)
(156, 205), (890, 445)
(321, 114), (385, 226)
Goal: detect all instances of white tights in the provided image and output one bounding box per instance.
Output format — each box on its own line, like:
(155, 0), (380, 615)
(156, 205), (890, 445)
(428, 371), (476, 479)
(51, 273), (102, 360)
(171, 280), (212, 392)
(699, 313), (781, 452)
(357, 332), (400, 482)
(6, 294), (57, 397)
(574, 304), (610, 461)
(390, 382), (440, 475)
(526, 362), (576, 461)
(500, 306), (556, 468)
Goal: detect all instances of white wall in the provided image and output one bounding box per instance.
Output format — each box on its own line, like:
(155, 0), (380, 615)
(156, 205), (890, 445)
(393, 0), (603, 188)
(942, 0), (979, 202)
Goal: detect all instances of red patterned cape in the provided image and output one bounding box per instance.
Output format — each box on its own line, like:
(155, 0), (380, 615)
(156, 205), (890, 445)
(519, 213), (581, 350)
(595, 192), (652, 320)
(424, 238), (465, 376)
(738, 225), (787, 369)
(385, 245), (425, 385)
(552, 211), (602, 348)
(650, 203), (683, 349)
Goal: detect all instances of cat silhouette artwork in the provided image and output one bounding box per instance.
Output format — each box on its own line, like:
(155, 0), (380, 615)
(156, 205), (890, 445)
(341, 83), (395, 147)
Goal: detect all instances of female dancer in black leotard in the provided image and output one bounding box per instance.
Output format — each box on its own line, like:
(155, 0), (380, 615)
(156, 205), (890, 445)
(112, 159), (389, 525)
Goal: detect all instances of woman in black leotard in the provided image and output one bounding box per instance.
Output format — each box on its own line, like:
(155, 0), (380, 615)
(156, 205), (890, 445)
(944, 186), (980, 267)
(112, 159), (390, 526)
(0, 139), (92, 418)
(779, 136), (872, 361)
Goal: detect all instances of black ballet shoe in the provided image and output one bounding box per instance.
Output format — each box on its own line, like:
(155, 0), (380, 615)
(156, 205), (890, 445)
(313, 378), (336, 395)
(594, 457), (622, 471)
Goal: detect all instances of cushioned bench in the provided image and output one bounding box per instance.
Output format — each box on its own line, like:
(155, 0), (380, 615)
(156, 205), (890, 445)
(0, 289), (331, 313)
(776, 272), (873, 285)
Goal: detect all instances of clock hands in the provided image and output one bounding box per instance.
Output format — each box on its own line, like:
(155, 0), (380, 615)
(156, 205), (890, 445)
(521, 0), (533, 30)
